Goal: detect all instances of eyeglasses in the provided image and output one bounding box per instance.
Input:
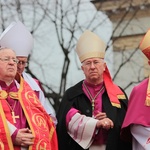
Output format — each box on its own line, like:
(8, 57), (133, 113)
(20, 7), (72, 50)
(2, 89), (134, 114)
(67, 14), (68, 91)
(18, 61), (28, 67)
(0, 57), (19, 64)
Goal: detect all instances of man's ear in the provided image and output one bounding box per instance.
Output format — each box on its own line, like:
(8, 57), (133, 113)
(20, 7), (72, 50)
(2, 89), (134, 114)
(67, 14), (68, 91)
(104, 62), (106, 71)
(81, 65), (84, 71)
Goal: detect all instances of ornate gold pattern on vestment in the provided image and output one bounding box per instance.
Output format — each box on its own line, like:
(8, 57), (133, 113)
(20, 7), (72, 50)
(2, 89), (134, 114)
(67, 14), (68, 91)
(32, 114), (48, 131)
(0, 140), (4, 150)
(117, 94), (126, 99)
(49, 125), (55, 140)
(36, 139), (47, 150)
(0, 91), (8, 99)
(146, 90), (150, 106)
(25, 91), (39, 104)
(0, 90), (19, 123)
(9, 92), (19, 99)
(145, 76), (150, 106)
(0, 90), (19, 100)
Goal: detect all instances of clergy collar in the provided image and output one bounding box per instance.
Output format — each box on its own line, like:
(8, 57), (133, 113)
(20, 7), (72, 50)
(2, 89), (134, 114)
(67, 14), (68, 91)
(84, 80), (104, 88)
(0, 80), (20, 90)
(0, 80), (15, 89)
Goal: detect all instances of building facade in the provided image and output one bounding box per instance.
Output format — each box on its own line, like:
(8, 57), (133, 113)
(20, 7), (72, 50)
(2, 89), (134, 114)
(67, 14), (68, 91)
(92, 0), (150, 95)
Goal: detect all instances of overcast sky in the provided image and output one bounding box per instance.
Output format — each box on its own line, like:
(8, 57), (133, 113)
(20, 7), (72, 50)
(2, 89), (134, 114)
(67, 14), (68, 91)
(27, 0), (113, 93)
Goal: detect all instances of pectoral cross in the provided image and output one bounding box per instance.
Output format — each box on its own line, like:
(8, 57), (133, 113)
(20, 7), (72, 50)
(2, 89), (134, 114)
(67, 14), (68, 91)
(11, 111), (19, 123)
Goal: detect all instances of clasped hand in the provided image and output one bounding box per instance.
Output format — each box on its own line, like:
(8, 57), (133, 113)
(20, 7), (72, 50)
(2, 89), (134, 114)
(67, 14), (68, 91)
(95, 112), (114, 130)
(14, 128), (34, 147)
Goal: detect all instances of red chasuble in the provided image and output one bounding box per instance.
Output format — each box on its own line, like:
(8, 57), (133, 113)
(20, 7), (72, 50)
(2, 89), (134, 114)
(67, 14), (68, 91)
(0, 75), (58, 150)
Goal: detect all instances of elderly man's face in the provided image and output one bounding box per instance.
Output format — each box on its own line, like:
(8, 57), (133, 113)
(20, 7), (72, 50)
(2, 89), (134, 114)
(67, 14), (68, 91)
(0, 48), (18, 80)
(81, 57), (106, 84)
(16, 56), (28, 74)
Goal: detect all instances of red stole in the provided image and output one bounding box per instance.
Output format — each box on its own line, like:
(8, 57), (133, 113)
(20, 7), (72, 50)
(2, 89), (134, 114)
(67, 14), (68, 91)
(103, 66), (126, 108)
(0, 76), (58, 150)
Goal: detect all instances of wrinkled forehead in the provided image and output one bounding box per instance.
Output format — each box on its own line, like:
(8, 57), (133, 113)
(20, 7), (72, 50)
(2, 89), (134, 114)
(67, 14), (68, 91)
(17, 56), (28, 61)
(0, 47), (16, 56)
(83, 57), (103, 62)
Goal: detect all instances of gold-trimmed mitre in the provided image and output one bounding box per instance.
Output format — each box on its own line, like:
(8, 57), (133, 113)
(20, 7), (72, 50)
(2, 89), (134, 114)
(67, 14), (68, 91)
(75, 30), (106, 62)
(139, 29), (150, 60)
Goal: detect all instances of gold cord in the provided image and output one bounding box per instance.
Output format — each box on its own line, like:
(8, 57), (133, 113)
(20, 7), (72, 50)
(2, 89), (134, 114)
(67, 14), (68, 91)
(83, 81), (104, 116)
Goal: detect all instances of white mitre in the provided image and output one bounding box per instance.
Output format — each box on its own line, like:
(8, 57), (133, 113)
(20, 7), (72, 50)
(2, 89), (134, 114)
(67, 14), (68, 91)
(0, 21), (33, 57)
